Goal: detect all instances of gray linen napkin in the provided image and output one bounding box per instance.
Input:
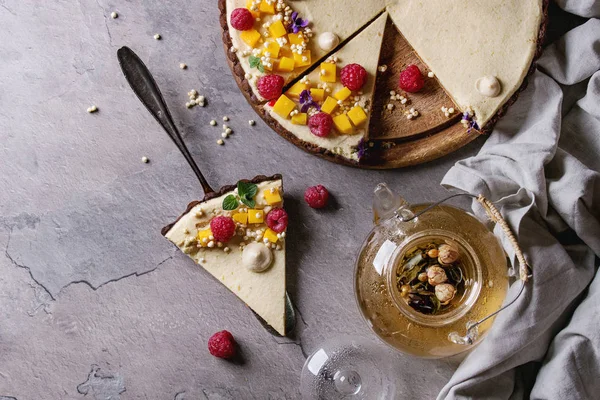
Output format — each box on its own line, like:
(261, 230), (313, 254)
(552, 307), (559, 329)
(438, 15), (600, 400)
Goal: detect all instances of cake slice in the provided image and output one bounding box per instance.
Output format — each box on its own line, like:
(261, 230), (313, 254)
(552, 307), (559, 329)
(262, 12), (388, 163)
(386, 0), (543, 129)
(162, 175), (287, 336)
(223, 0), (386, 103)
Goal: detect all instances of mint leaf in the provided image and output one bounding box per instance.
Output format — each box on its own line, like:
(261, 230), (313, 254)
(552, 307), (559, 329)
(249, 56), (260, 68)
(238, 181), (258, 208)
(222, 195), (239, 211)
(257, 63), (265, 73)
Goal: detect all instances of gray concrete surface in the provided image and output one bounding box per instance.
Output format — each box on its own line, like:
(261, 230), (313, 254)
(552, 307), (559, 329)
(0, 0), (495, 398)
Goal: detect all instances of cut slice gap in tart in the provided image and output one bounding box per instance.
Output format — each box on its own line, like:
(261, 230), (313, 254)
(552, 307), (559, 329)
(224, 0), (387, 103)
(263, 11), (388, 163)
(162, 175), (287, 336)
(386, 0), (544, 130)
(368, 17), (463, 141)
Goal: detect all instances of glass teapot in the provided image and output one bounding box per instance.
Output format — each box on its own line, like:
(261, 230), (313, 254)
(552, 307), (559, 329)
(354, 183), (530, 359)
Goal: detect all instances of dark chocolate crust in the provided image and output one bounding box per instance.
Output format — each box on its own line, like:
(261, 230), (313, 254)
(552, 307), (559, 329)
(161, 174), (283, 236)
(219, 0), (549, 162)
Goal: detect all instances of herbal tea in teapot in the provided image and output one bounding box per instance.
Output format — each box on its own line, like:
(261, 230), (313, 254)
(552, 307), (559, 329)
(354, 184), (512, 358)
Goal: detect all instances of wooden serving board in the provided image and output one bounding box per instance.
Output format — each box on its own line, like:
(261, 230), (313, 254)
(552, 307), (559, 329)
(219, 3), (548, 169)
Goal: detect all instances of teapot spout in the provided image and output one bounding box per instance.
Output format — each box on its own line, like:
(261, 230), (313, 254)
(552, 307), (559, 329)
(373, 183), (409, 224)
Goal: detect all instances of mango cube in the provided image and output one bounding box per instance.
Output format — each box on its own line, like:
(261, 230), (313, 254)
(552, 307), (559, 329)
(269, 20), (287, 38)
(262, 41), (281, 58)
(263, 188), (282, 205)
(248, 209), (264, 224)
(277, 57), (295, 72)
(334, 87), (352, 101)
(240, 29), (262, 48)
(348, 106), (368, 126)
(319, 62), (337, 83)
(310, 88), (325, 101)
(264, 228), (279, 243)
(232, 213), (248, 225)
(287, 82), (310, 98)
(293, 50), (311, 68)
(197, 228), (212, 247)
(288, 32), (304, 45)
(245, 0), (260, 18)
(333, 114), (354, 134)
(259, 0), (275, 14)
(321, 96), (339, 114)
(272, 95), (296, 118)
(291, 113), (308, 125)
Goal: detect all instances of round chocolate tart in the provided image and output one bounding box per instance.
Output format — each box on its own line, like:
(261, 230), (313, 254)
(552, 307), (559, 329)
(220, 0), (548, 169)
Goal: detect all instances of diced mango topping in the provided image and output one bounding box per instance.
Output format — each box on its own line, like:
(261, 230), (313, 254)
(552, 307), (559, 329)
(232, 213), (248, 225)
(263, 188), (282, 205)
(333, 114), (354, 134)
(262, 41), (281, 58)
(287, 82), (310, 98)
(272, 95), (296, 118)
(319, 62), (337, 83)
(269, 20), (287, 38)
(197, 228), (212, 247)
(348, 106), (368, 126)
(288, 32), (304, 45)
(240, 29), (262, 48)
(248, 209), (264, 224)
(259, 0), (275, 14)
(334, 87), (352, 101)
(321, 96), (339, 114)
(246, 0), (260, 18)
(264, 228), (279, 243)
(310, 88), (325, 101)
(291, 113), (308, 125)
(277, 57), (295, 72)
(293, 50), (311, 67)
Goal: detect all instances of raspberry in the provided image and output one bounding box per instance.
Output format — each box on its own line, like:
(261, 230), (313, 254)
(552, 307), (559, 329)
(266, 208), (288, 233)
(208, 330), (237, 359)
(210, 216), (236, 243)
(230, 8), (254, 31)
(304, 185), (329, 209)
(257, 75), (285, 100)
(308, 112), (333, 137)
(399, 64), (424, 93)
(340, 63), (368, 91)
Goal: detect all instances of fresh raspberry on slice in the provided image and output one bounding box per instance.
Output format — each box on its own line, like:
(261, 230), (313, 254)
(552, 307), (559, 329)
(340, 63), (368, 91)
(304, 185), (329, 209)
(266, 208), (288, 233)
(230, 8), (254, 31)
(399, 64), (424, 93)
(308, 112), (333, 137)
(257, 75), (285, 100)
(208, 330), (237, 359)
(210, 216), (236, 243)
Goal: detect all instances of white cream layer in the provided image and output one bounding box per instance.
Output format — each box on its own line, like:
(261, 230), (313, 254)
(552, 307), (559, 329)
(386, 0), (543, 127)
(265, 12), (388, 161)
(226, 0), (387, 101)
(165, 179), (286, 336)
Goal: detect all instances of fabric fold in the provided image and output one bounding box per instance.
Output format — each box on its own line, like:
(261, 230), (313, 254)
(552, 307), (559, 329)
(438, 14), (600, 400)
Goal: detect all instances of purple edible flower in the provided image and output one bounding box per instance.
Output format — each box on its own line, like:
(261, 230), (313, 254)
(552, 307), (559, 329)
(356, 138), (368, 159)
(462, 111), (480, 134)
(288, 12), (309, 33)
(299, 89), (320, 113)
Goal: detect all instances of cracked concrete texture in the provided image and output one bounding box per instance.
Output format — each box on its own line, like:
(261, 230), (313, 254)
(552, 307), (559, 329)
(0, 0), (480, 398)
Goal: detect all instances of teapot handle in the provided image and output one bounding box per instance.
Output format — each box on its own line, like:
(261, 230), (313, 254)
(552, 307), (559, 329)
(397, 193), (532, 346)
